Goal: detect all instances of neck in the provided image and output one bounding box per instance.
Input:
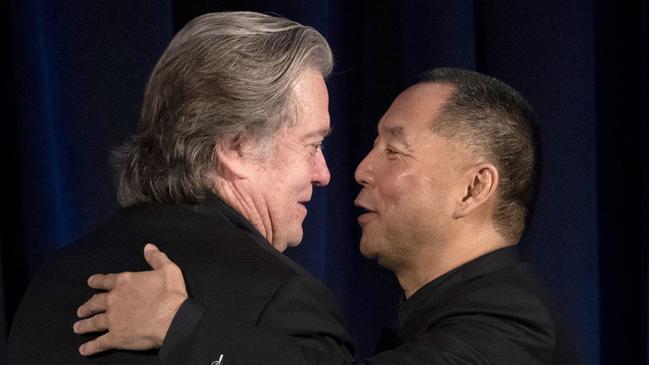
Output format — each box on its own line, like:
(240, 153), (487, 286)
(396, 226), (510, 299)
(211, 175), (275, 246)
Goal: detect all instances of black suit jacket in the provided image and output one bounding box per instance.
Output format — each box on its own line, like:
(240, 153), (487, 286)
(7, 195), (353, 364)
(168, 247), (580, 364)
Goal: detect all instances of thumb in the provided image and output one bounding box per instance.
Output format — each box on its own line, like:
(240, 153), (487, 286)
(143, 243), (172, 270)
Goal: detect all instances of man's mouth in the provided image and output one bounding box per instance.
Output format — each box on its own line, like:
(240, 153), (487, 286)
(298, 200), (310, 212)
(353, 199), (377, 225)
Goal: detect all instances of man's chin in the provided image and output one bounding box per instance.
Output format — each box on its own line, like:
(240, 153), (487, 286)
(280, 232), (303, 252)
(271, 241), (289, 252)
(287, 239), (302, 248)
(359, 238), (379, 260)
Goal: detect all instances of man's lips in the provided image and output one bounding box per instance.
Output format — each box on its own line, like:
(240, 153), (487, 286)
(354, 199), (377, 225)
(298, 200), (310, 213)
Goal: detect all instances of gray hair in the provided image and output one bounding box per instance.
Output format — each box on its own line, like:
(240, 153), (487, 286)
(113, 11), (333, 206)
(420, 68), (538, 244)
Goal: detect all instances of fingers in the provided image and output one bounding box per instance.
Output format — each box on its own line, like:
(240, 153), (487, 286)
(77, 293), (108, 318)
(73, 312), (108, 334)
(143, 243), (173, 270)
(79, 333), (111, 356)
(87, 273), (118, 290)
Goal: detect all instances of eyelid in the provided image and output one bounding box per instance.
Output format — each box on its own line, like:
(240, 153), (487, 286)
(309, 141), (324, 155)
(384, 145), (400, 158)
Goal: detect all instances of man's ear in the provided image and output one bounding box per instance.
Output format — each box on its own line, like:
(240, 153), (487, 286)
(214, 135), (256, 179)
(454, 163), (499, 218)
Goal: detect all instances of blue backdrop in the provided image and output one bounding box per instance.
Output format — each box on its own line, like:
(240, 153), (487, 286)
(2, 1), (647, 364)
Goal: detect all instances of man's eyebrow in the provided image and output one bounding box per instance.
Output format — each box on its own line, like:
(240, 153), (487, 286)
(380, 125), (411, 149)
(302, 127), (333, 140)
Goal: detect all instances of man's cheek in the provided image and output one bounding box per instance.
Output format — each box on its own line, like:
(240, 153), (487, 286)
(378, 173), (413, 201)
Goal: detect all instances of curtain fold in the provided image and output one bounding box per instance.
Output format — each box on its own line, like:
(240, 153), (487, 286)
(595, 1), (648, 363)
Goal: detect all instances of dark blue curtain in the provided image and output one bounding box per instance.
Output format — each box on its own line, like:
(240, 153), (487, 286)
(2, 1), (647, 364)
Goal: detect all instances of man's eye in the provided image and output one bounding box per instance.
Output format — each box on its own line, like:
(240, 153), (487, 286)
(310, 142), (323, 155)
(385, 147), (398, 156)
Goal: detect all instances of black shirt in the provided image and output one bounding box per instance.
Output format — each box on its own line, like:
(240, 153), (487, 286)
(361, 246), (581, 364)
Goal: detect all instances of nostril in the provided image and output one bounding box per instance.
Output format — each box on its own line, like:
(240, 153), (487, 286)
(354, 167), (373, 186)
(313, 172), (330, 187)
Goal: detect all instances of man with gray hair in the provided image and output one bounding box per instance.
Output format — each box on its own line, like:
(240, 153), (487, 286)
(7, 11), (353, 364)
(72, 68), (581, 363)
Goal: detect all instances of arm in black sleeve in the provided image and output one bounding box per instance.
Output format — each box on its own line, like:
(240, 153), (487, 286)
(159, 274), (354, 365)
(160, 267), (558, 364)
(159, 298), (205, 361)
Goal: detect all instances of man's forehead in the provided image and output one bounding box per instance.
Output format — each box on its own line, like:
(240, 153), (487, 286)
(377, 83), (455, 137)
(378, 121), (406, 140)
(380, 124), (404, 138)
(379, 123), (412, 148)
(298, 127), (333, 140)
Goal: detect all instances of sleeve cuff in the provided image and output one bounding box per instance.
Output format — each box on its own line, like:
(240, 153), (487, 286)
(159, 298), (205, 361)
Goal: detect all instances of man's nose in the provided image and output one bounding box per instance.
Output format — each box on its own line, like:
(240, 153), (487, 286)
(313, 150), (331, 187)
(354, 151), (374, 187)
